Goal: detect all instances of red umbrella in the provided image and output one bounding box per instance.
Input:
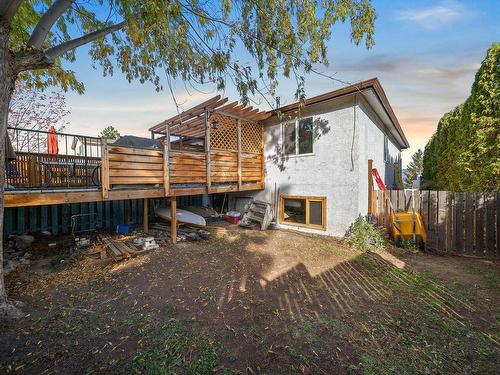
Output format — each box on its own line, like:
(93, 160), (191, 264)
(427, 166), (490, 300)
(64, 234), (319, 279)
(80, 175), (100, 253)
(47, 126), (59, 155)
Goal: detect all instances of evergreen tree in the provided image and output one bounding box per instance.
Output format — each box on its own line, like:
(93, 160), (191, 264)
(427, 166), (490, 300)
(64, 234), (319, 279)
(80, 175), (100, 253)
(404, 149), (423, 188)
(100, 126), (120, 140)
(422, 43), (499, 191)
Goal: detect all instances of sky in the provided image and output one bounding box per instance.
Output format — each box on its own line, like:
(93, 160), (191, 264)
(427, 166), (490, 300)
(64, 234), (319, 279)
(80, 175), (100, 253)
(62, 0), (499, 166)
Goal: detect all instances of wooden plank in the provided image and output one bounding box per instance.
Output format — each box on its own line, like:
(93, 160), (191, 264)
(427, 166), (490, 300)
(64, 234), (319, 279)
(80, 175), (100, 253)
(108, 153), (163, 164)
(170, 170), (207, 177)
(169, 150), (206, 160)
(101, 138), (110, 199)
(170, 177), (207, 184)
(420, 190), (429, 231)
(464, 193), (474, 255)
(398, 190), (405, 211)
(163, 138), (170, 196)
(169, 159), (206, 167)
(5, 188), (165, 207)
(428, 191), (438, 250)
(109, 169), (164, 177)
(485, 192), (496, 258)
(171, 196), (177, 244)
(109, 161), (163, 170)
(454, 192), (464, 254)
(437, 191), (447, 251)
(475, 193), (485, 257)
(376, 191), (383, 225)
(205, 109), (211, 191)
(108, 146), (163, 157)
(109, 176), (164, 184)
(237, 119), (242, 190)
(170, 164), (206, 172)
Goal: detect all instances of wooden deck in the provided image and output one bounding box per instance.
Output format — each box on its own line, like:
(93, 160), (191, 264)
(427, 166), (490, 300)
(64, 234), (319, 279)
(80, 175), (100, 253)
(4, 105), (266, 208)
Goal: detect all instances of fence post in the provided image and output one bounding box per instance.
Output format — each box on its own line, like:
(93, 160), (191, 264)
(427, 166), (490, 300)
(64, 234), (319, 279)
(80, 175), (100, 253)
(101, 138), (109, 199)
(205, 109), (211, 192)
(163, 128), (170, 196)
(237, 119), (242, 190)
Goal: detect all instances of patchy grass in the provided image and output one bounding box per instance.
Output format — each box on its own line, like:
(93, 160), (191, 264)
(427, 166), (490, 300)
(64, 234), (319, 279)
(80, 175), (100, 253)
(1, 229), (499, 374)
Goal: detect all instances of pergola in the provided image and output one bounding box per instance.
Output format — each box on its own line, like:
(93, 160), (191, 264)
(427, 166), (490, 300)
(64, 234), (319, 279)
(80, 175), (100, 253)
(149, 95), (271, 138)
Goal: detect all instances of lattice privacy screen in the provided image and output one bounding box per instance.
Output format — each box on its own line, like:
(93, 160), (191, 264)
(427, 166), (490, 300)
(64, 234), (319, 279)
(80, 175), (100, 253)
(241, 121), (263, 153)
(209, 113), (263, 153)
(209, 113), (237, 151)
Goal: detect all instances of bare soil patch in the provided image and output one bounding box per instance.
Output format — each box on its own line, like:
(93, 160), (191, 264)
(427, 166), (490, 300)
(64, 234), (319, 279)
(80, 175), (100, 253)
(1, 227), (499, 374)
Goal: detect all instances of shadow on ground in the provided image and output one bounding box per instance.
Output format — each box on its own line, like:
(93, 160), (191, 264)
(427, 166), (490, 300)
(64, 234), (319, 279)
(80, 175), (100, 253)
(1, 228), (498, 374)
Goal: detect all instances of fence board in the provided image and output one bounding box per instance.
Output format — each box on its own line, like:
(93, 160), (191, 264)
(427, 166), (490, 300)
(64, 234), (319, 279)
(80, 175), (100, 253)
(475, 193), (485, 257)
(437, 191), (447, 251)
(445, 192), (453, 252)
(464, 193), (474, 255)
(370, 189), (497, 259)
(428, 191), (438, 250)
(397, 190), (405, 211)
(421, 191), (430, 232)
(485, 193), (496, 258)
(454, 192), (464, 254)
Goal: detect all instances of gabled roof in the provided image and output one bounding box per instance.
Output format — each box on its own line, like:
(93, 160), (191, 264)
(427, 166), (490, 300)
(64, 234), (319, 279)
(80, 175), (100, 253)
(268, 78), (410, 149)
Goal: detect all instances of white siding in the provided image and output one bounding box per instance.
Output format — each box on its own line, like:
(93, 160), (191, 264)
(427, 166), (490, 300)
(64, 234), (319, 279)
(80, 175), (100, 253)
(229, 93), (402, 238)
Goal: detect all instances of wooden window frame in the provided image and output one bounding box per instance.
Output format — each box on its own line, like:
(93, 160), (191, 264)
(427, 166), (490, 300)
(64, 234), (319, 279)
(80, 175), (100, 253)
(279, 195), (326, 230)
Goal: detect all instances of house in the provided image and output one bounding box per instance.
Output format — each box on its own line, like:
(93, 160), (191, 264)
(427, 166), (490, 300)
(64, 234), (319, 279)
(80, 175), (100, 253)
(229, 78), (409, 237)
(4, 78), (408, 244)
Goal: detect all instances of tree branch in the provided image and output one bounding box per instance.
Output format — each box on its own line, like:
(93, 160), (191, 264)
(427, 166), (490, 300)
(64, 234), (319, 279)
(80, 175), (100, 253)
(0, 0), (23, 26)
(45, 21), (126, 60)
(28, 0), (75, 48)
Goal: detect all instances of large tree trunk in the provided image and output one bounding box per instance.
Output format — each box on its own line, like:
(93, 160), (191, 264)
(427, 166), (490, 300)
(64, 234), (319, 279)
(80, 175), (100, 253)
(0, 24), (23, 319)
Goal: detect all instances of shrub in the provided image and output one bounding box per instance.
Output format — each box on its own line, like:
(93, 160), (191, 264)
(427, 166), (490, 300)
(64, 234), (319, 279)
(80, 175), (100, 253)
(345, 215), (385, 252)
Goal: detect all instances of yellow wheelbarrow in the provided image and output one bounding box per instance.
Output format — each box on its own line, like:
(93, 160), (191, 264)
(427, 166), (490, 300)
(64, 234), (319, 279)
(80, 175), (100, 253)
(389, 210), (427, 250)
(388, 189), (427, 251)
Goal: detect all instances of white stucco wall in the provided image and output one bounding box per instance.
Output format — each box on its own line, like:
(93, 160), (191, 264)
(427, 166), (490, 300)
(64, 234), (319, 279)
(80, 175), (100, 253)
(229, 93), (402, 238)
(357, 97), (401, 216)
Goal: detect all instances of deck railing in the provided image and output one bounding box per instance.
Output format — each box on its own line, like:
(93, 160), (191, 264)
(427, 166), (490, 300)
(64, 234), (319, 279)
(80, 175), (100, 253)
(6, 112), (265, 196)
(6, 127), (102, 189)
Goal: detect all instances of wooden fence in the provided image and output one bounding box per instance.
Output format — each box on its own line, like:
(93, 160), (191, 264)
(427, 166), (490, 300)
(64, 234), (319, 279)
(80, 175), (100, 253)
(372, 190), (499, 259)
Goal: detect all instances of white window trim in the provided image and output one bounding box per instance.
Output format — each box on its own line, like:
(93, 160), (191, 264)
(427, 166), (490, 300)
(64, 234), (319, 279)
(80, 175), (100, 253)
(282, 117), (315, 157)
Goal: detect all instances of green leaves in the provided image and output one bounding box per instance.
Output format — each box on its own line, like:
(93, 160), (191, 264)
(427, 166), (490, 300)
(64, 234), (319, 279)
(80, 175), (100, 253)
(422, 43), (500, 192)
(8, 1), (376, 103)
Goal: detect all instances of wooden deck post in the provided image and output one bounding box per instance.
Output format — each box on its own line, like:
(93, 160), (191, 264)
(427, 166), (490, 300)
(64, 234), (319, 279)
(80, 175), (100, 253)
(237, 119), (242, 190)
(163, 126), (170, 196)
(101, 138), (110, 199)
(368, 159), (373, 215)
(205, 109), (211, 192)
(170, 196), (177, 244)
(143, 198), (149, 233)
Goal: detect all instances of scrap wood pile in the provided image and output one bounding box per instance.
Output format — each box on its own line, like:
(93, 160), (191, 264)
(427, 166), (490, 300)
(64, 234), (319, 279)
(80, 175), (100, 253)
(152, 223), (210, 242)
(86, 234), (161, 261)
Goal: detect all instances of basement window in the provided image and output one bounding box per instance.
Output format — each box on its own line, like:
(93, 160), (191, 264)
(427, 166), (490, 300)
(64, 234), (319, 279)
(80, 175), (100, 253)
(283, 117), (313, 156)
(280, 195), (326, 230)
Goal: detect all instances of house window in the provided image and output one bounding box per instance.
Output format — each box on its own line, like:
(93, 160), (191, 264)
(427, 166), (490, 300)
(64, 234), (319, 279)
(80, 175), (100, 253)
(283, 117), (313, 156)
(280, 195), (326, 230)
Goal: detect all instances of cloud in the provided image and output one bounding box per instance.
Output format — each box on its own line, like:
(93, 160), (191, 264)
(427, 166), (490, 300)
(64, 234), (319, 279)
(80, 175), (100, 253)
(396, 1), (466, 29)
(415, 64), (480, 81)
(334, 55), (413, 73)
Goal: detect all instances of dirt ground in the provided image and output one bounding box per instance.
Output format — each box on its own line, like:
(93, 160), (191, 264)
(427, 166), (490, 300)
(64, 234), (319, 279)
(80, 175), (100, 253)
(1, 227), (499, 374)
